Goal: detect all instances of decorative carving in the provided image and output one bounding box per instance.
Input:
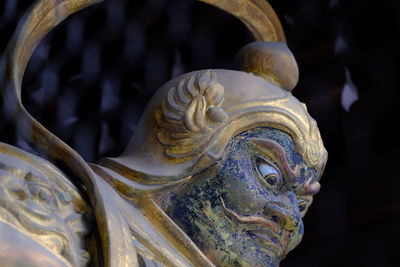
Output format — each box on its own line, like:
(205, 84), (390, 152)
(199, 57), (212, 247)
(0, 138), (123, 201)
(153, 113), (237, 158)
(0, 143), (91, 267)
(155, 70), (228, 160)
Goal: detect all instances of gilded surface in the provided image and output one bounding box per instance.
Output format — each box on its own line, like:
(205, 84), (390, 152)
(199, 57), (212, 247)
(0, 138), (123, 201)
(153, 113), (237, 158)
(99, 69), (326, 266)
(0, 0), (327, 266)
(155, 70), (228, 161)
(0, 143), (91, 267)
(153, 127), (322, 266)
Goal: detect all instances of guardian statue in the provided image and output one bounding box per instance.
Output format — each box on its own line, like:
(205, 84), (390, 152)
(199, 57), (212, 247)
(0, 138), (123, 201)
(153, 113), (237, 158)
(0, 0), (327, 266)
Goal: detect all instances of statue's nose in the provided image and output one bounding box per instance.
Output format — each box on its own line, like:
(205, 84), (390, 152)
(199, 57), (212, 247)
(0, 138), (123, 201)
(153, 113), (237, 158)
(263, 192), (302, 232)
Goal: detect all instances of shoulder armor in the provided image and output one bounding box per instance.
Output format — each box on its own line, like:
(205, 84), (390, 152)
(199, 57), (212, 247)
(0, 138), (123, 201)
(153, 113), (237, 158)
(0, 142), (91, 266)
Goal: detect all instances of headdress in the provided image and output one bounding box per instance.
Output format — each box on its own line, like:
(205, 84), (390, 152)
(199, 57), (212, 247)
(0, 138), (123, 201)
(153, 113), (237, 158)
(0, 0), (326, 184)
(101, 68), (327, 181)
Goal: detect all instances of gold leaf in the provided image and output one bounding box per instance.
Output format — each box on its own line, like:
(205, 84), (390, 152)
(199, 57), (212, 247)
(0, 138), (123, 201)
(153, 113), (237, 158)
(167, 87), (185, 112)
(177, 78), (190, 104)
(204, 84), (224, 107)
(156, 70), (228, 160)
(186, 75), (197, 97)
(197, 70), (212, 92)
(184, 96), (203, 132)
(206, 106), (228, 124)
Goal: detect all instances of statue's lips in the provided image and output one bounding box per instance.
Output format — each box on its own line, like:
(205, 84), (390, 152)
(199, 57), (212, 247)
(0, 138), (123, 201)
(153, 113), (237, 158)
(248, 228), (290, 260)
(219, 197), (288, 255)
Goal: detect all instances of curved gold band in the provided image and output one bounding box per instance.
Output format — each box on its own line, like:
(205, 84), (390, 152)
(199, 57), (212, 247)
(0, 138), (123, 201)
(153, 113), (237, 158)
(0, 2), (288, 266)
(200, 0), (285, 42)
(5, 0), (285, 89)
(0, 0), (286, 191)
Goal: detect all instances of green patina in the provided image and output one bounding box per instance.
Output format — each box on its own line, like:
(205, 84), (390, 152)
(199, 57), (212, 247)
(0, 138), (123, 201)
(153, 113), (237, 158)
(158, 127), (321, 266)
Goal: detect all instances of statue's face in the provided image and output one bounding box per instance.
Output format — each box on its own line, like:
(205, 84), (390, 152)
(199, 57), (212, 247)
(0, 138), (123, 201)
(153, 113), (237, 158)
(163, 127), (323, 266)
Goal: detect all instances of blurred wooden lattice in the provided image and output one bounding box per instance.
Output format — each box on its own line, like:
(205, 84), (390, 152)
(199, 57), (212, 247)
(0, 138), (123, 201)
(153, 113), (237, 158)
(0, 0), (252, 162)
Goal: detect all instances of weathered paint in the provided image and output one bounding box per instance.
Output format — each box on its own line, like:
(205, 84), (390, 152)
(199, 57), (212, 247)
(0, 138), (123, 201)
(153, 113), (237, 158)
(161, 127), (322, 266)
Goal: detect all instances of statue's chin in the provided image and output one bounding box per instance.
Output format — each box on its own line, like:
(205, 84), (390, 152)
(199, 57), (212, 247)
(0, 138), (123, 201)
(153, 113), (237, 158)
(0, 222), (69, 267)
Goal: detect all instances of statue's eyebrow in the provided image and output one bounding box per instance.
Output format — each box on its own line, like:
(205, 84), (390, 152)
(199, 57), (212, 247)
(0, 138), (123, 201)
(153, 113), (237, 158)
(248, 138), (300, 182)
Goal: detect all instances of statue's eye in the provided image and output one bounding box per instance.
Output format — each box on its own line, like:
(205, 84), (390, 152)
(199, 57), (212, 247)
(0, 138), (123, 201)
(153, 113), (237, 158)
(265, 174), (278, 186)
(256, 158), (281, 188)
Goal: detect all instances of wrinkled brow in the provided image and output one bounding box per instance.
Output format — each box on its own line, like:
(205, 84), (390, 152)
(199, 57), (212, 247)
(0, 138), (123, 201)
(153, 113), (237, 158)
(248, 138), (300, 183)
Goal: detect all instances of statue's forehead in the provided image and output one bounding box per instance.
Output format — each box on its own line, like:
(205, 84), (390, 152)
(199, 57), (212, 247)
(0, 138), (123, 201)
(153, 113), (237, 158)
(228, 127), (320, 183)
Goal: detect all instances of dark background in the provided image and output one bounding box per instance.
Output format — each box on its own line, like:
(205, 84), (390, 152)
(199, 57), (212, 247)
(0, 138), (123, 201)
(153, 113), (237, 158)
(1, 0), (400, 266)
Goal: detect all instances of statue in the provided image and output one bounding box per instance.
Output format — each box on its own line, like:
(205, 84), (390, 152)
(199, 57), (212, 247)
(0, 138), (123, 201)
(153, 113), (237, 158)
(0, 0), (327, 266)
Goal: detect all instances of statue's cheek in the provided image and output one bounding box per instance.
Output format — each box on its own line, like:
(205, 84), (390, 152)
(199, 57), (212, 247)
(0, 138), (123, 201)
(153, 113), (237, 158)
(219, 154), (273, 213)
(223, 183), (271, 215)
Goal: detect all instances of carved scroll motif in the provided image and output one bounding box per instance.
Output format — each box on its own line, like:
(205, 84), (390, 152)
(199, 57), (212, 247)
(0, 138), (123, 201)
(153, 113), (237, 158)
(155, 70), (228, 161)
(0, 143), (91, 266)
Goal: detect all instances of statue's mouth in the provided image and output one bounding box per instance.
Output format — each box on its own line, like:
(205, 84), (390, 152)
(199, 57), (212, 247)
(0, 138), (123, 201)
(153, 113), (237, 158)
(219, 197), (289, 257)
(249, 228), (290, 260)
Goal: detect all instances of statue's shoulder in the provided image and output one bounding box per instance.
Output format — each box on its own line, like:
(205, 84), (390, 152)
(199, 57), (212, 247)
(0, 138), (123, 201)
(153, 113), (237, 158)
(0, 142), (208, 267)
(89, 163), (214, 267)
(0, 142), (91, 266)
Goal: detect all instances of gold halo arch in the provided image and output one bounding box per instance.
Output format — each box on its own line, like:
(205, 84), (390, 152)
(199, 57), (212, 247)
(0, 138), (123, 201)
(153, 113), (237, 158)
(0, 1), (286, 265)
(1, 0), (286, 189)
